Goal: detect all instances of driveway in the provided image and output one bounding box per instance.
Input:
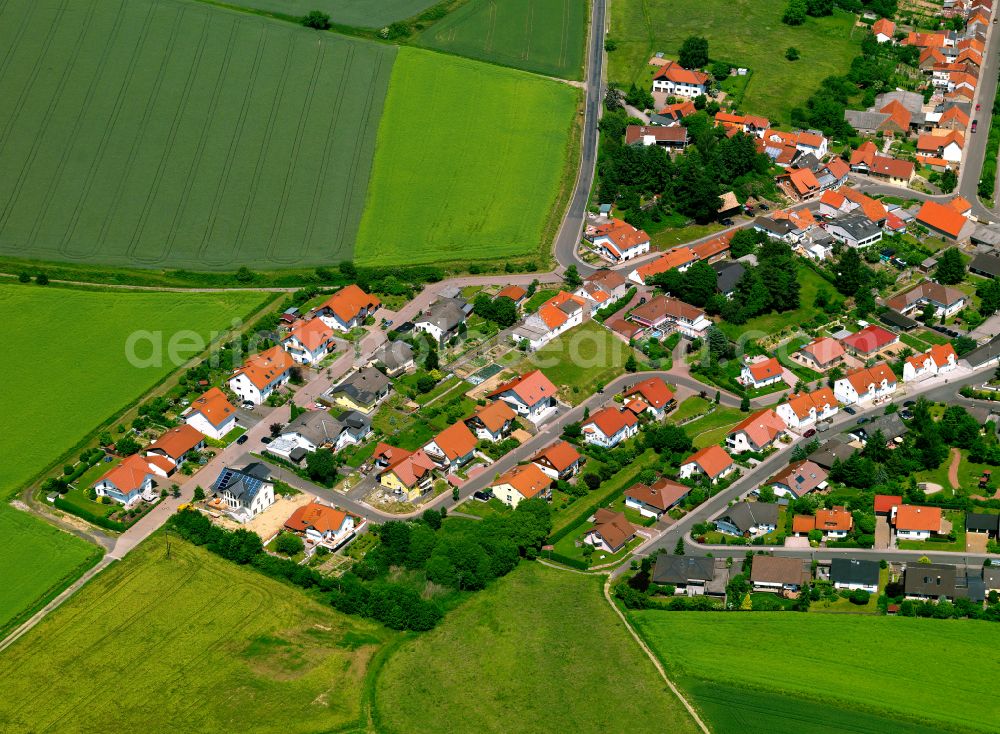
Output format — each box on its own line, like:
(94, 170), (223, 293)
(875, 516), (891, 550)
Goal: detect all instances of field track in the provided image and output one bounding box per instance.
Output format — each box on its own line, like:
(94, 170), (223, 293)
(0, 0), (395, 269)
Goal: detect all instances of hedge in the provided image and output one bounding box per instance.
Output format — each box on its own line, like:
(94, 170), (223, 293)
(53, 498), (127, 532)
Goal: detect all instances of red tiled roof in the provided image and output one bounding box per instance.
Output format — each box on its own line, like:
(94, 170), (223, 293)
(489, 370), (557, 405)
(285, 502), (348, 534)
(748, 357), (782, 382)
(188, 388), (236, 429)
(681, 445), (733, 478)
(624, 377), (675, 409)
(146, 424), (204, 460)
(653, 60), (709, 86)
(894, 504), (942, 532)
(429, 422), (478, 461)
(840, 325), (898, 354)
(583, 406), (638, 438)
(532, 440), (581, 472)
(95, 454), (152, 493)
(319, 284), (380, 324)
(285, 317), (334, 352)
(873, 18), (895, 36)
(916, 200), (968, 238)
(492, 463), (551, 500)
(874, 494), (902, 513)
(730, 409), (786, 448)
(633, 247), (697, 282)
(496, 285), (527, 302)
(234, 346), (295, 390)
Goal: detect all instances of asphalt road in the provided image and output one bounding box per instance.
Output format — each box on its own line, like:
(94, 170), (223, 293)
(957, 17), (1000, 219)
(553, 0), (606, 276)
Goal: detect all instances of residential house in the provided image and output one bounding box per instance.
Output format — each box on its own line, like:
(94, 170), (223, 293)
(490, 463), (552, 508)
(653, 555), (730, 597)
(831, 558), (880, 593)
(826, 214), (883, 249)
(651, 61), (709, 97)
(273, 410), (370, 457)
(775, 388), (839, 430)
(368, 340), (415, 377)
(679, 445), (735, 483)
(587, 218), (651, 262)
(740, 357), (784, 390)
(834, 362), (897, 405)
(874, 494), (903, 516)
(465, 400), (516, 442)
(575, 269), (628, 311)
(753, 216), (800, 242)
(581, 406), (639, 448)
(966, 513), (1000, 538)
(839, 325), (898, 358)
(184, 387), (237, 441)
(629, 246), (697, 283)
(713, 261), (745, 298)
(374, 444), (436, 500)
(894, 504), (944, 540)
(868, 155), (915, 185)
(281, 318), (335, 365)
(315, 285), (380, 331)
(853, 412), (908, 446)
(751, 556), (807, 592)
(715, 502), (780, 537)
(531, 440), (581, 481)
(904, 562), (958, 600)
(584, 508), (638, 553)
(228, 346), (295, 405)
(916, 200), (976, 240)
(284, 501), (356, 548)
(512, 291), (586, 350)
(93, 454), (155, 506)
(495, 284), (528, 306)
(144, 424), (205, 472)
(794, 337), (845, 372)
(623, 377), (676, 420)
(628, 295), (712, 338)
(767, 460), (829, 499)
(693, 233), (733, 262)
(328, 366), (390, 414)
(780, 167), (822, 200)
(886, 280), (968, 318)
(210, 463), (275, 521)
(726, 409), (788, 453)
(414, 297), (469, 344)
(873, 17), (896, 42)
(658, 99), (697, 123)
(488, 370), (558, 423)
(423, 422), (478, 471)
(839, 186), (888, 224)
(624, 478), (690, 519)
(625, 125), (689, 150)
(903, 343), (959, 381)
(814, 506), (853, 539)
(809, 435), (857, 470)
(916, 131), (964, 164)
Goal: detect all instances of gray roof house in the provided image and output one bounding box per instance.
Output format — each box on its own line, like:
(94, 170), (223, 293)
(712, 261), (745, 297)
(652, 555), (729, 596)
(830, 558), (880, 592)
(414, 297), (470, 343)
(277, 410), (371, 455)
(826, 214), (882, 249)
(852, 413), (907, 444)
(211, 462), (275, 521)
(966, 513), (1000, 537)
(327, 366), (391, 413)
(369, 340), (415, 376)
(970, 252), (1000, 278)
(715, 502), (779, 537)
(808, 435), (856, 469)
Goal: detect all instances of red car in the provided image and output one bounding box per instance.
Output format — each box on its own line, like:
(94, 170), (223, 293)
(976, 103), (982, 111)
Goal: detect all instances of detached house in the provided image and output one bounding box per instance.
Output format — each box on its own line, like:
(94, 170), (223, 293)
(423, 422), (478, 471)
(916, 131), (964, 164)
(831, 558), (880, 593)
(374, 444), (436, 500)
(623, 377), (676, 420)
(328, 366), (390, 414)
(834, 362), (897, 405)
(629, 246), (697, 284)
(582, 406), (639, 448)
(775, 388), (839, 430)
(414, 297), (469, 344)
(873, 17), (896, 42)
(465, 400), (516, 442)
(826, 214), (883, 249)
(740, 357), (784, 390)
(281, 318), (336, 365)
(903, 343), (958, 381)
(513, 291), (586, 350)
(315, 284), (380, 331)
(886, 280), (967, 319)
(184, 387), (237, 441)
(715, 502), (780, 537)
(490, 463), (552, 508)
(893, 504), (944, 540)
(210, 463), (275, 521)
(653, 555), (728, 597)
(272, 410), (371, 458)
(751, 556), (807, 592)
(229, 346), (295, 405)
(794, 337), (845, 372)
(284, 502), (356, 548)
(625, 125), (689, 150)
(488, 370), (558, 423)
(575, 269), (628, 311)
(624, 478), (690, 519)
(679, 445), (735, 483)
(584, 508), (638, 553)
(839, 325), (898, 358)
(369, 340), (415, 377)
(768, 460), (829, 499)
(93, 454), (155, 506)
(587, 218), (651, 262)
(145, 424), (205, 474)
(628, 295), (711, 339)
(726, 409), (787, 453)
(651, 61), (709, 97)
(531, 440), (581, 481)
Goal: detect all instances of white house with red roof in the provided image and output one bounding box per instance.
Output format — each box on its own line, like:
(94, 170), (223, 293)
(903, 343), (958, 381)
(93, 454), (155, 506)
(488, 370), (559, 423)
(490, 463), (552, 508)
(873, 17), (896, 43)
(839, 324), (899, 358)
(512, 291), (587, 350)
(423, 422), (478, 471)
(229, 346), (295, 405)
(587, 218), (651, 262)
(679, 445), (735, 483)
(281, 317), (336, 365)
(726, 409), (788, 453)
(314, 284), (381, 331)
(575, 269), (628, 312)
(834, 362), (898, 404)
(775, 388), (839, 430)
(582, 406), (639, 448)
(651, 61), (709, 97)
(531, 440), (581, 481)
(739, 357), (785, 389)
(623, 377), (676, 420)
(184, 387), (237, 440)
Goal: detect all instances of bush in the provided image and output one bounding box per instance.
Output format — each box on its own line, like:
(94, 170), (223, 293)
(301, 10), (331, 29)
(274, 532), (305, 556)
(785, 47), (800, 61)
(850, 588), (871, 605)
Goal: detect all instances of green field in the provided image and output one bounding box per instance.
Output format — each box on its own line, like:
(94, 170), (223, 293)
(0, 0), (395, 269)
(417, 0), (587, 79)
(632, 611), (1000, 732)
(355, 48), (579, 266)
(219, 0), (441, 27)
(0, 536), (394, 732)
(0, 283), (267, 497)
(0, 505), (101, 638)
(607, 0), (861, 124)
(375, 562), (699, 733)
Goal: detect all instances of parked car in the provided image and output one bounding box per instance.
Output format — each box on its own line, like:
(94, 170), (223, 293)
(977, 103), (982, 111)
(903, 400), (915, 407)
(720, 218), (734, 226)
(261, 436), (272, 445)
(236, 434), (249, 445)
(817, 421), (832, 432)
(844, 406), (857, 415)
(857, 417), (868, 425)
(758, 203), (770, 211)
(803, 428), (817, 438)
(900, 409), (913, 420)
(972, 120), (978, 133)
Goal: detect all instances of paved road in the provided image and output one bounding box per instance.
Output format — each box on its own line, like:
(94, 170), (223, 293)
(957, 14), (1000, 218)
(553, 0), (607, 275)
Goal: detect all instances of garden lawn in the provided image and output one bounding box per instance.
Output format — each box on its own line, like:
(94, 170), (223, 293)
(219, 0), (441, 27)
(515, 320), (637, 404)
(0, 505), (101, 639)
(607, 0), (861, 125)
(682, 407), (745, 449)
(718, 263), (829, 340)
(356, 48), (579, 267)
(671, 395), (711, 422)
(0, 535), (394, 732)
(374, 562), (700, 733)
(416, 0), (587, 79)
(0, 0), (395, 269)
(631, 611), (1000, 733)
(0, 283), (267, 497)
